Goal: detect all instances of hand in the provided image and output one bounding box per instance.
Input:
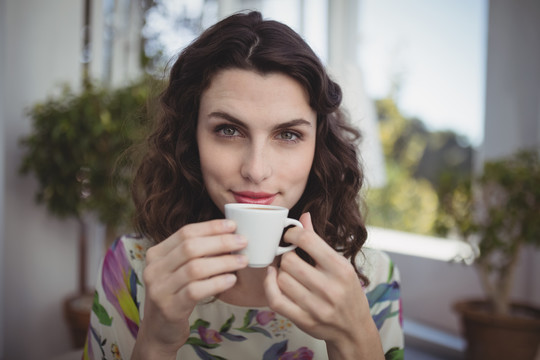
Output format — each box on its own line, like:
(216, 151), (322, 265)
(133, 220), (248, 358)
(263, 213), (383, 359)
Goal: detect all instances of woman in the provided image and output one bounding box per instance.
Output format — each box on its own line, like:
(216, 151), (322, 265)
(83, 11), (403, 360)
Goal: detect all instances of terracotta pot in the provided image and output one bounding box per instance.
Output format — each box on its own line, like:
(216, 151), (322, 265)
(64, 293), (93, 348)
(454, 299), (540, 360)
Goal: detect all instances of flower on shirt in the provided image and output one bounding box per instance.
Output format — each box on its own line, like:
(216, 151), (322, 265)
(269, 318), (293, 338)
(198, 326), (223, 344)
(186, 317), (246, 359)
(110, 343), (122, 360)
(129, 243), (145, 261)
(186, 312), (315, 360)
(256, 310), (276, 326)
(263, 340), (314, 360)
(101, 238), (140, 338)
(279, 346), (314, 360)
(235, 309), (272, 338)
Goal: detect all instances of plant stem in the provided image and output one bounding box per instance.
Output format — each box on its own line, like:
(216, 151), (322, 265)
(78, 217), (88, 294)
(496, 240), (522, 315)
(476, 261), (496, 308)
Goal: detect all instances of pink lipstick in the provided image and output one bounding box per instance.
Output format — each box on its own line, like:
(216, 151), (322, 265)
(232, 191), (277, 205)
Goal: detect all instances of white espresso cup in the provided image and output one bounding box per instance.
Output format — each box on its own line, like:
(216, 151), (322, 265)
(224, 203), (303, 267)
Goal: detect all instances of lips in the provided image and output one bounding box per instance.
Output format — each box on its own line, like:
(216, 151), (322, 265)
(232, 191), (277, 205)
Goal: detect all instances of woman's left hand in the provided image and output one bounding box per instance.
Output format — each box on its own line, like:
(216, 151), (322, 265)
(263, 212), (384, 360)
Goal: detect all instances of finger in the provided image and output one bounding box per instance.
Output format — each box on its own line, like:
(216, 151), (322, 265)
(279, 251), (328, 296)
(146, 253), (246, 307)
(264, 266), (310, 322)
(170, 253), (248, 293)
(178, 273), (238, 303)
(154, 219), (237, 255)
(168, 233), (247, 271)
(275, 265), (326, 314)
(146, 232), (247, 277)
(283, 227), (346, 272)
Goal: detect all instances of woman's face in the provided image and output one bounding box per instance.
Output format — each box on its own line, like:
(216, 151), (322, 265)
(197, 69), (317, 213)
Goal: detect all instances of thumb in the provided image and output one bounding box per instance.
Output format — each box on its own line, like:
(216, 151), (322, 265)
(299, 212), (314, 231)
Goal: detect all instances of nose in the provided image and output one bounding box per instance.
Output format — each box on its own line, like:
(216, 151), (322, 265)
(240, 142), (272, 184)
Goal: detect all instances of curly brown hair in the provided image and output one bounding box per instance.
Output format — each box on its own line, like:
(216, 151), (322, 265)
(133, 11), (368, 280)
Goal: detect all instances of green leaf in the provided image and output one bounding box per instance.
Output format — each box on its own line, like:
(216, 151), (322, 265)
(387, 260), (395, 283)
(18, 78), (156, 228)
(242, 309), (257, 327)
(190, 318), (211, 331)
(220, 314), (235, 333)
(385, 347), (404, 360)
(92, 292), (113, 326)
(185, 337), (220, 349)
(235, 327), (257, 333)
(247, 326), (272, 338)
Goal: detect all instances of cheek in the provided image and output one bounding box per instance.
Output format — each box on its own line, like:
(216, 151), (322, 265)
(200, 152), (221, 181)
(198, 139), (217, 182)
(198, 132), (218, 177)
(279, 146), (314, 184)
(199, 145), (237, 183)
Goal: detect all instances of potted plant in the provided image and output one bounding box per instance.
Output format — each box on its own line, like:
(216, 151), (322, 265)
(19, 79), (153, 347)
(438, 149), (540, 359)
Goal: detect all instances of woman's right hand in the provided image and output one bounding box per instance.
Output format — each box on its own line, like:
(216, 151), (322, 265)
(132, 219), (248, 359)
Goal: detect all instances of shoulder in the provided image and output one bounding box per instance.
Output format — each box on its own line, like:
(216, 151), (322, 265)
(356, 247), (400, 291)
(355, 247), (401, 312)
(356, 248), (404, 355)
(103, 234), (153, 283)
(111, 234), (152, 260)
(85, 235), (153, 357)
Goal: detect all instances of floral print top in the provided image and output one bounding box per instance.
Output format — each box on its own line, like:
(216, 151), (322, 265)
(83, 235), (404, 360)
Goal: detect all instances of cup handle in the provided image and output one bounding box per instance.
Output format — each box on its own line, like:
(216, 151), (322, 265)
(275, 218), (303, 256)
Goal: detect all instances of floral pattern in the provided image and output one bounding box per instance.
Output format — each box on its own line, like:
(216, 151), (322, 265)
(101, 239), (140, 338)
(366, 281), (401, 330)
(83, 236), (404, 360)
(185, 310), (313, 360)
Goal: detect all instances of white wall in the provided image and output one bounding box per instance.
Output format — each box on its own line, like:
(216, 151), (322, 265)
(394, 0), (540, 338)
(1, 0), (142, 359)
(384, 245), (540, 336)
(0, 0), (7, 355)
(2, 1), (87, 358)
(482, 0), (540, 315)
(482, 0), (540, 161)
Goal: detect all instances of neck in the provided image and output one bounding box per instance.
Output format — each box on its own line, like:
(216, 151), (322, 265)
(218, 263), (274, 307)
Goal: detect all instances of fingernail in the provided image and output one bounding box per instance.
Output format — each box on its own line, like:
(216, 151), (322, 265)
(223, 220), (235, 230)
(235, 235), (247, 245)
(237, 254), (248, 264)
(225, 274), (237, 284)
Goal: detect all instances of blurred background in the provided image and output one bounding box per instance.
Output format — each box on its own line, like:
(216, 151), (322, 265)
(1, 0), (539, 359)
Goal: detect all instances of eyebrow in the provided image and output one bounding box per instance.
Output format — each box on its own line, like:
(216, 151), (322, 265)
(208, 111), (313, 130)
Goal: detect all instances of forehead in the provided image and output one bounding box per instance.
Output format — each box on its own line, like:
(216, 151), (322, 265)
(200, 69), (315, 122)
